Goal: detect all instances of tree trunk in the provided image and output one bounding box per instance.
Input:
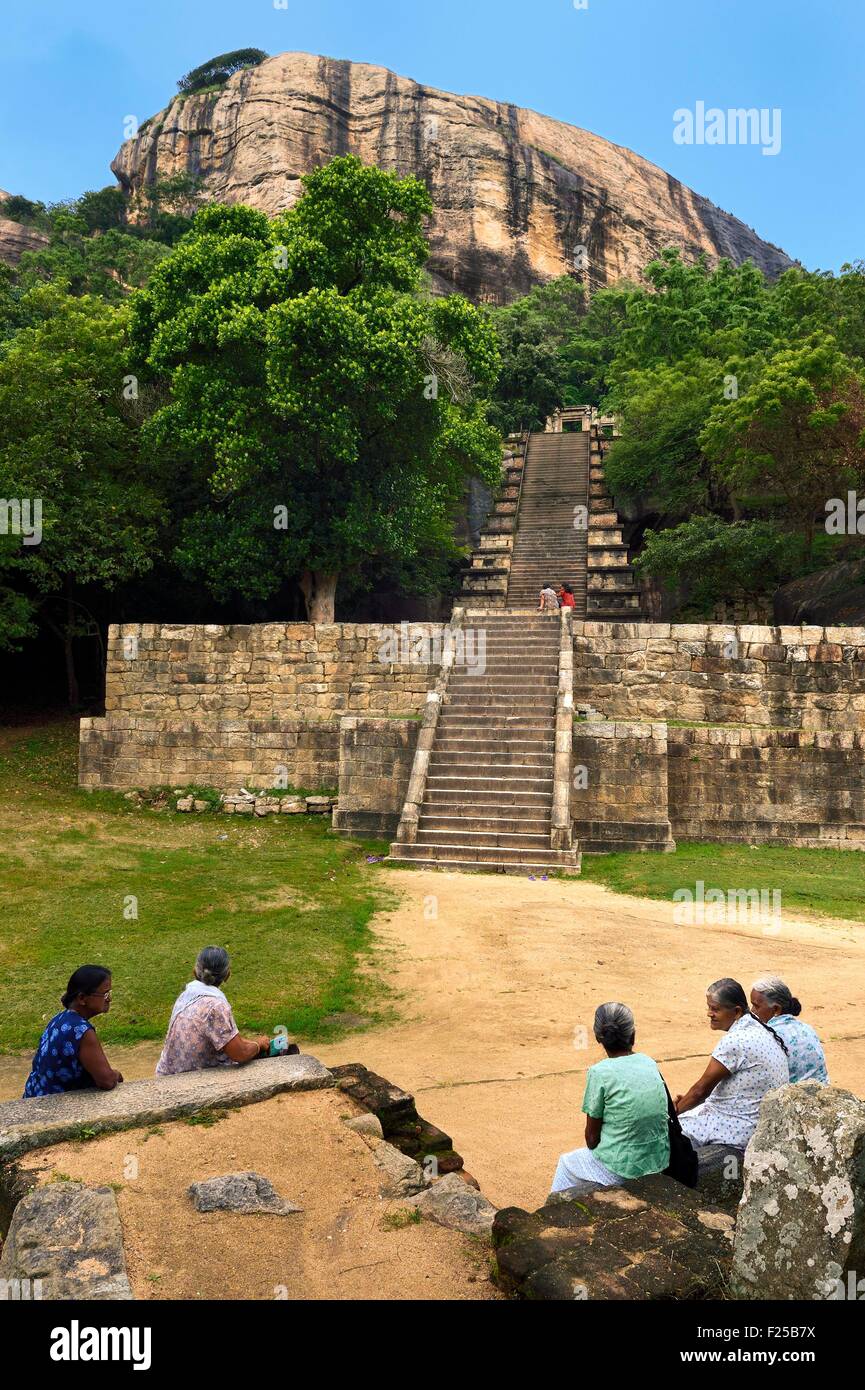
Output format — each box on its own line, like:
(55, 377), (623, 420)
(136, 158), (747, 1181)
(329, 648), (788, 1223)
(64, 587), (80, 710)
(299, 570), (338, 624)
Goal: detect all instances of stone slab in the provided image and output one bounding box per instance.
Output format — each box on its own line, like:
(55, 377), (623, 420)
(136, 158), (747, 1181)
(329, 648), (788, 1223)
(493, 1174), (733, 1300)
(0, 1182), (133, 1300)
(188, 1171), (302, 1215)
(0, 1055), (333, 1159)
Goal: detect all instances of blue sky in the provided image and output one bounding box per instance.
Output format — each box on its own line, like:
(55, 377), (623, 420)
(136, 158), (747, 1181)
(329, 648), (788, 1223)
(1, 0), (861, 272)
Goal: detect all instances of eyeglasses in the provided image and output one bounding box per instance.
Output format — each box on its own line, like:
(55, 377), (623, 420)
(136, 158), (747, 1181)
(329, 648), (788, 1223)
(87, 988), (113, 1000)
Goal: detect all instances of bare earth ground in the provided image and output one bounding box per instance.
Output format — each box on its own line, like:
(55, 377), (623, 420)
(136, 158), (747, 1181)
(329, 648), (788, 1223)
(4, 872), (864, 1217)
(16, 1087), (497, 1301)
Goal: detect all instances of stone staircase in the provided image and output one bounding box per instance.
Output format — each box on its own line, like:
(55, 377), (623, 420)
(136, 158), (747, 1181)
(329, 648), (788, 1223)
(587, 434), (644, 621)
(458, 438), (526, 609)
(388, 612), (580, 874)
(506, 432), (590, 613)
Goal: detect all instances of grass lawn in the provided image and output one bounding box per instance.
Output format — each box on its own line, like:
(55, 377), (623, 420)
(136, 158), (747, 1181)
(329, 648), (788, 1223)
(0, 719), (393, 1054)
(581, 842), (865, 924)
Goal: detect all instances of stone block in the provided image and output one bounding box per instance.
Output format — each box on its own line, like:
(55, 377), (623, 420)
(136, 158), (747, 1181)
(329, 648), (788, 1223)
(731, 1083), (865, 1300)
(0, 1183), (132, 1300)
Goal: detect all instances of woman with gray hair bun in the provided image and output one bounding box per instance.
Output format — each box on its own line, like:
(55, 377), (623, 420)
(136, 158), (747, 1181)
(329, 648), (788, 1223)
(156, 947), (294, 1076)
(550, 1002), (670, 1193)
(676, 978), (789, 1149)
(750, 976), (828, 1084)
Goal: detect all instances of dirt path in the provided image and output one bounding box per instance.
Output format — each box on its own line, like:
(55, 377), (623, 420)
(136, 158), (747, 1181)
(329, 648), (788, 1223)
(315, 871), (865, 1212)
(4, 871), (863, 1216)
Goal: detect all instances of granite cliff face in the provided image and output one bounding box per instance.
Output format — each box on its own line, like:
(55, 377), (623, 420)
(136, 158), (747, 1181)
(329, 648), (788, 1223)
(0, 189), (49, 266)
(112, 52), (793, 303)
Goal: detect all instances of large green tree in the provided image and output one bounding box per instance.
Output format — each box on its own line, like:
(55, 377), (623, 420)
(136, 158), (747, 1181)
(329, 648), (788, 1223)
(487, 277), (584, 434)
(701, 334), (865, 556)
(131, 155), (501, 620)
(0, 286), (161, 702)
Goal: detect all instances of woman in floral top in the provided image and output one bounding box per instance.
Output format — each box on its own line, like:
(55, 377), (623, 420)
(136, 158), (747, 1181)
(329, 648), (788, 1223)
(24, 965), (122, 1097)
(156, 946), (273, 1075)
(750, 975), (829, 1084)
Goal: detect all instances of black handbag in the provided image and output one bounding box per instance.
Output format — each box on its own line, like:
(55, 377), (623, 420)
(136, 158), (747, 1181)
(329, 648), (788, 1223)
(662, 1080), (699, 1188)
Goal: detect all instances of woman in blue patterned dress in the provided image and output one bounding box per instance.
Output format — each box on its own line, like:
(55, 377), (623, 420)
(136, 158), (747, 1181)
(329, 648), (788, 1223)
(23, 965), (123, 1097)
(750, 976), (829, 1084)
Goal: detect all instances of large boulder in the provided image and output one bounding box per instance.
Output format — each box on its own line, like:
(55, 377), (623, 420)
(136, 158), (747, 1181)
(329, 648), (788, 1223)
(773, 559), (865, 627)
(188, 1171), (301, 1215)
(404, 1172), (497, 1236)
(731, 1083), (865, 1300)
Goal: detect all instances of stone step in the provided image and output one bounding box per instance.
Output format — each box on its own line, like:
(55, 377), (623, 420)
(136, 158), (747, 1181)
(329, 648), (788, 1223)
(433, 733), (556, 756)
(447, 684), (559, 696)
(388, 843), (581, 874)
(426, 772), (553, 793)
(416, 828), (551, 849)
(429, 751), (554, 770)
(424, 789), (553, 809)
(450, 665), (559, 678)
(419, 813), (552, 834)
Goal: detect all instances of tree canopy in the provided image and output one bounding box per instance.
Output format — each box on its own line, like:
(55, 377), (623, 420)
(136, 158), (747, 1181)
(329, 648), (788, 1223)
(177, 49), (269, 95)
(131, 155), (501, 620)
(491, 250), (865, 612)
(0, 286), (161, 697)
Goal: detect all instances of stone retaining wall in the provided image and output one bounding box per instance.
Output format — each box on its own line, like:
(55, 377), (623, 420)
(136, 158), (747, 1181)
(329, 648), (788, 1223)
(81, 622), (443, 792)
(668, 726), (865, 848)
(573, 622), (865, 731)
(573, 720), (865, 850)
(79, 715), (341, 791)
(105, 622), (442, 718)
(79, 620), (865, 851)
(571, 721), (675, 852)
(332, 718), (420, 839)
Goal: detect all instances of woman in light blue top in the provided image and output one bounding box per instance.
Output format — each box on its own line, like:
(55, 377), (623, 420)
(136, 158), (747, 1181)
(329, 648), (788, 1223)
(750, 976), (828, 1084)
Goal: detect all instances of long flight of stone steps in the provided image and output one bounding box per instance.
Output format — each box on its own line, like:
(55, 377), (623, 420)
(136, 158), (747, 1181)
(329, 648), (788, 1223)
(388, 613), (580, 874)
(506, 431), (590, 613)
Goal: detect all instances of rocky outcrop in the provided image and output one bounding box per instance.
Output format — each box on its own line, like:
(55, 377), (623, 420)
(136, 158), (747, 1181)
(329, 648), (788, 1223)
(110, 52), (793, 304)
(493, 1175), (733, 1300)
(731, 1083), (865, 1301)
(0, 190), (49, 267)
(774, 559), (865, 627)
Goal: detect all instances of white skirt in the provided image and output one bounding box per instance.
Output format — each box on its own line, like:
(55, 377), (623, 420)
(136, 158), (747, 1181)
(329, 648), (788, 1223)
(551, 1147), (624, 1193)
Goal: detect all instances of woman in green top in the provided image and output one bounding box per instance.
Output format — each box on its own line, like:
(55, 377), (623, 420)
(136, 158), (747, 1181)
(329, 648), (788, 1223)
(551, 1002), (670, 1193)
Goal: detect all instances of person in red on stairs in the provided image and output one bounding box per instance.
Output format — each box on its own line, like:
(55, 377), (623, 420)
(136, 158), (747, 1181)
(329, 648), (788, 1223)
(538, 583), (560, 612)
(558, 584), (576, 609)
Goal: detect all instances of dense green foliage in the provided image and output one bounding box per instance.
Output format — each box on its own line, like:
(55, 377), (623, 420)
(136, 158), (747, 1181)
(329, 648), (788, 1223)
(0, 287), (161, 696)
(490, 251), (865, 611)
(177, 48), (268, 95)
(1, 156), (501, 693)
(486, 278), (584, 434)
(130, 155), (501, 618)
